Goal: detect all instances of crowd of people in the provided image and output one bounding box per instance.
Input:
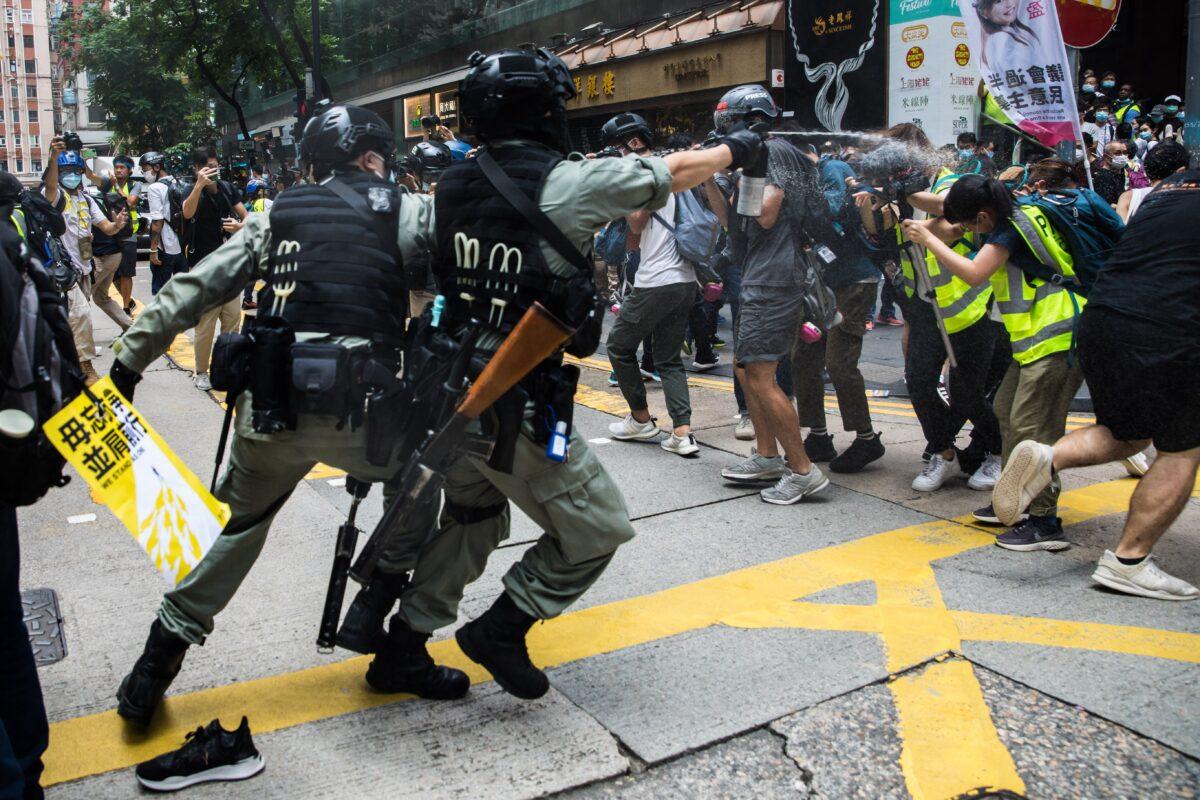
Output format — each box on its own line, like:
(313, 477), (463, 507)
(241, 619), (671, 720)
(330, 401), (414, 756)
(1, 43), (1196, 796)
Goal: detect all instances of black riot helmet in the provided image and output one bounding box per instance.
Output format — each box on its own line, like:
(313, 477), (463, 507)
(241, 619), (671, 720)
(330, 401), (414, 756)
(459, 48), (577, 150)
(138, 151), (165, 168)
(600, 112), (654, 151)
(300, 103), (395, 175)
(409, 140), (453, 183)
(713, 84), (779, 134)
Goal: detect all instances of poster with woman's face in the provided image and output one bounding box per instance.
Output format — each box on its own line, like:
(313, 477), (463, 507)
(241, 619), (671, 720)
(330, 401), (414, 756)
(957, 0), (1081, 147)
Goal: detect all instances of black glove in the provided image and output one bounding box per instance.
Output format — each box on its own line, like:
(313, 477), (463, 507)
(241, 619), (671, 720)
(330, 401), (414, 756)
(718, 125), (768, 172)
(110, 358), (142, 402)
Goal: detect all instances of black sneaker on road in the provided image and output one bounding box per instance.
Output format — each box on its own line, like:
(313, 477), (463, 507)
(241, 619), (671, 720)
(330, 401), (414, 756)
(829, 433), (884, 474)
(995, 515), (1069, 552)
(803, 433), (838, 463)
(972, 503), (1026, 526)
(135, 717), (264, 792)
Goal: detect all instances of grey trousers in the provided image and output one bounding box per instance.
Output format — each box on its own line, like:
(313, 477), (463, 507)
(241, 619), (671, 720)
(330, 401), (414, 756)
(605, 281), (696, 428)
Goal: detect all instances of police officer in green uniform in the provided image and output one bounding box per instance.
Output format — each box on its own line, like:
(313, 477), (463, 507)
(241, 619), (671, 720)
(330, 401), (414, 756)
(361, 47), (766, 699)
(109, 104), (458, 726)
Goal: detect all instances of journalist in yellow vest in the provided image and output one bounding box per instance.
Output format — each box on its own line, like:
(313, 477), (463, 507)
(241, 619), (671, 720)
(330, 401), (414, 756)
(884, 163), (1012, 495)
(902, 169), (1083, 550)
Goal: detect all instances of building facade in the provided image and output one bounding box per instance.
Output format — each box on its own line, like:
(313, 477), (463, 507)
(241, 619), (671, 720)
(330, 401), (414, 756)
(0, 0), (55, 183)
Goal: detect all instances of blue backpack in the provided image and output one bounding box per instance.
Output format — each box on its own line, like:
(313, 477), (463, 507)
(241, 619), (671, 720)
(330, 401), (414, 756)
(652, 188), (726, 280)
(1013, 189), (1124, 296)
(596, 218), (630, 267)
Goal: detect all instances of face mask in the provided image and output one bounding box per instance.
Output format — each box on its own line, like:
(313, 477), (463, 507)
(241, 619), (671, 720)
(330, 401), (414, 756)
(1095, 112), (1110, 123)
(958, 148), (975, 160)
(1102, 80), (1115, 89)
(1176, 111), (1186, 120)
(60, 173), (82, 190)
(142, 168), (156, 181)
(1074, 148), (1085, 160)
(1110, 156), (1129, 168)
(1081, 84), (1095, 94)
(1150, 114), (1164, 123)
(1166, 104), (1180, 114)
(1138, 131), (1152, 140)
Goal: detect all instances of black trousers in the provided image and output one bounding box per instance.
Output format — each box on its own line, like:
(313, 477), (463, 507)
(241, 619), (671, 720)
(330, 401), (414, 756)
(0, 504), (48, 799)
(900, 295), (1011, 455)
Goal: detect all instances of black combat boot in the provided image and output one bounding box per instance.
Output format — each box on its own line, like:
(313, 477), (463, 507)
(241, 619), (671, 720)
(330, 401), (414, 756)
(365, 617), (470, 699)
(117, 619), (190, 726)
(455, 592), (549, 700)
(337, 571), (410, 655)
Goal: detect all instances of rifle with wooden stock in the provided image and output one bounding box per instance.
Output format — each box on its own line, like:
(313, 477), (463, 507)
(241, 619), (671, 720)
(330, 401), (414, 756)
(345, 302), (574, 590)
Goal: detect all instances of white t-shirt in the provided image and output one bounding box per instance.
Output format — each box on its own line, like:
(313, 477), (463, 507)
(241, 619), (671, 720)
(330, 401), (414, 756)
(145, 179), (182, 255)
(634, 192), (695, 289)
(48, 189), (107, 276)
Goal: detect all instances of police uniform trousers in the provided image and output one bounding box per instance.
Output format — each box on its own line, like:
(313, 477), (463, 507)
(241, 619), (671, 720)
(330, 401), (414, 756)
(157, 393), (434, 645)
(394, 422), (636, 634)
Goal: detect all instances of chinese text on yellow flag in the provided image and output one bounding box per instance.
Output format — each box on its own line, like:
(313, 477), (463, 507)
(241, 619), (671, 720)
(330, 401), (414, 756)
(44, 377), (230, 585)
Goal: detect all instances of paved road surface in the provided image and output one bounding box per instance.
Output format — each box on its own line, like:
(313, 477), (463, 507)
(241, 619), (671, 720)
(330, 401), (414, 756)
(20, 272), (1200, 798)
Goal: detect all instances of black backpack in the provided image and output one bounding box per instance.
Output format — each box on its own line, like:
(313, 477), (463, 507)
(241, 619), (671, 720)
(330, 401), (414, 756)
(0, 220), (84, 506)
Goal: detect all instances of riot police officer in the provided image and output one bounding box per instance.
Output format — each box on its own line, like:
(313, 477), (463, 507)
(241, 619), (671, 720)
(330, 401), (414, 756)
(109, 105), (460, 727)
(362, 47), (766, 699)
(408, 140), (453, 190)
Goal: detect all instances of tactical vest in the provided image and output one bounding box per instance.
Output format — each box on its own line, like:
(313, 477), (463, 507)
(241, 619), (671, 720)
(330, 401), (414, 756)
(261, 172), (407, 348)
(990, 206), (1084, 365)
(923, 171), (993, 334)
(433, 144), (569, 333)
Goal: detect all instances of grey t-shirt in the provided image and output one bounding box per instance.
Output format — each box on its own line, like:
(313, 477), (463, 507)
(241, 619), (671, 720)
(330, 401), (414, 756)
(732, 139), (818, 288)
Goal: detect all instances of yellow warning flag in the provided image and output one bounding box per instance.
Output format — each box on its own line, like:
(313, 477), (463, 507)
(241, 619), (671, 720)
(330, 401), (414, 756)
(43, 377), (230, 586)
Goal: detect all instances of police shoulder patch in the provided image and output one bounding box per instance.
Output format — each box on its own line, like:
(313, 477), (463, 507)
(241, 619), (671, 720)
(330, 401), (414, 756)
(368, 186), (394, 213)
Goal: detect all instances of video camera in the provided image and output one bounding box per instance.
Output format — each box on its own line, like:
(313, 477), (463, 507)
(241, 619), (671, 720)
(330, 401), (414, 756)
(420, 114), (441, 131)
(61, 130), (83, 153)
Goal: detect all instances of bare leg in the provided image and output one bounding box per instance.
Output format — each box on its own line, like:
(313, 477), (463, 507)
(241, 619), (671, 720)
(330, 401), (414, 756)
(742, 361), (813, 474)
(1052, 425), (1148, 471)
(116, 276), (133, 309)
(1115, 447), (1200, 559)
(736, 363), (777, 457)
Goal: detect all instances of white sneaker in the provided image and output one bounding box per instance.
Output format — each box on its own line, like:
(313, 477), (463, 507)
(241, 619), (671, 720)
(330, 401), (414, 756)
(734, 414), (755, 441)
(607, 414), (660, 442)
(967, 454), (1002, 491)
(721, 449), (787, 483)
(1122, 450), (1152, 477)
(1092, 551), (1199, 601)
(194, 373), (212, 392)
(760, 466), (830, 505)
(992, 440), (1054, 526)
(912, 454), (957, 492)
(661, 432), (700, 457)
(692, 358), (719, 372)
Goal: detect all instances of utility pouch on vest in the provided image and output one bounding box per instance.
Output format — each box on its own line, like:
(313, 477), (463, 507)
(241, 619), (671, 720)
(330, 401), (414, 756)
(210, 331), (253, 395)
(249, 315), (296, 433)
(291, 342), (351, 419)
(363, 357), (406, 468)
(565, 294), (606, 358)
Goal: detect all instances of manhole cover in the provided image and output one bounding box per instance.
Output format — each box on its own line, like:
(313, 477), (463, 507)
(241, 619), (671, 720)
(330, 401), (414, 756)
(22, 588), (66, 667)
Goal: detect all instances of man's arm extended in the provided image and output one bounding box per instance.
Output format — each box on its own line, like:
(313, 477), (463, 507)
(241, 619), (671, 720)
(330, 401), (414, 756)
(114, 215), (269, 374)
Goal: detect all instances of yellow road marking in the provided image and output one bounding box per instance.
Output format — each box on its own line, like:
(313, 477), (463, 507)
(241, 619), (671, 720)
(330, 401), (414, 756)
(43, 478), (1198, 795)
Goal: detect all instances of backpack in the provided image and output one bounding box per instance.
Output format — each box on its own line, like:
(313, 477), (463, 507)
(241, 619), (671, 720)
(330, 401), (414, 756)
(159, 176), (186, 237)
(1013, 189), (1124, 296)
(0, 223), (84, 506)
(17, 190), (73, 293)
(652, 188), (727, 283)
(596, 217), (630, 267)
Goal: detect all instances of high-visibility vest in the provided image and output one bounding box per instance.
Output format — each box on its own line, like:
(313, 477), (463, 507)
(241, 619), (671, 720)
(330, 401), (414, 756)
(990, 205), (1084, 365)
(250, 197), (267, 213)
(922, 171), (993, 334)
(115, 180), (139, 229)
(1115, 101), (1141, 125)
(9, 207), (25, 241)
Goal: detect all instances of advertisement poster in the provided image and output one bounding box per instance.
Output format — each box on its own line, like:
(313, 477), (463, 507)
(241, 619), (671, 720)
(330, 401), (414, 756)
(44, 378), (230, 586)
(785, 0), (887, 131)
(888, 0), (980, 147)
(955, 0), (1081, 147)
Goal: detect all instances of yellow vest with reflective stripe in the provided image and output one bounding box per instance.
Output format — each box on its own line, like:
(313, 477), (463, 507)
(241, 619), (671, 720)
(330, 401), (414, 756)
(250, 197), (267, 213)
(116, 180), (139, 229)
(895, 223), (919, 300)
(9, 207), (25, 241)
(990, 205), (1085, 365)
(923, 171), (993, 334)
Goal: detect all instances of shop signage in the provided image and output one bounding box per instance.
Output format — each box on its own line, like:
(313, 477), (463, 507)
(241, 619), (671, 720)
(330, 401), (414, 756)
(887, 0), (978, 146)
(663, 54), (722, 83)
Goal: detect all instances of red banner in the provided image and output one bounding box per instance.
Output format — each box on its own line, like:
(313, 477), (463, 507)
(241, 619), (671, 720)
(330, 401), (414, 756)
(1055, 0), (1121, 49)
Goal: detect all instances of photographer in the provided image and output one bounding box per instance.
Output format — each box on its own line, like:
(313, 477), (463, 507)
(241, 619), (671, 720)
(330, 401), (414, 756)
(902, 162), (1096, 550)
(180, 148), (248, 391)
(857, 125), (1009, 495)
